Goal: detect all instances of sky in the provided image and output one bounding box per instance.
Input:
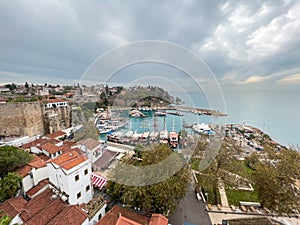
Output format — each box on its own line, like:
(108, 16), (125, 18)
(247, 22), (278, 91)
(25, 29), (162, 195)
(1, 0), (300, 90)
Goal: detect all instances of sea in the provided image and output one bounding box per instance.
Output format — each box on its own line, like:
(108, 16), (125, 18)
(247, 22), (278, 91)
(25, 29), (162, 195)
(107, 88), (299, 148)
(186, 88), (300, 148)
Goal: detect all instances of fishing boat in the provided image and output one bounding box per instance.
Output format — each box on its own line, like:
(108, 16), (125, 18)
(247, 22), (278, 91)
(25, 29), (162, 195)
(154, 111), (166, 117)
(192, 123), (212, 134)
(129, 109), (146, 117)
(169, 116), (178, 148)
(159, 130), (169, 144)
(169, 131), (179, 148)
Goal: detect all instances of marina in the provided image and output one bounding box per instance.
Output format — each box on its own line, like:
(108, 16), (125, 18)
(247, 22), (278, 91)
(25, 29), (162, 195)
(96, 107), (215, 149)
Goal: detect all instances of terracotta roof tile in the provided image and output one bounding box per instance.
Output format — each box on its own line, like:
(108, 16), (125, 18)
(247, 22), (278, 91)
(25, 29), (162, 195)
(50, 150), (87, 170)
(47, 205), (88, 225)
(41, 142), (60, 154)
(16, 154), (47, 177)
(0, 197), (27, 218)
(96, 206), (150, 225)
(16, 165), (32, 178)
(26, 179), (49, 198)
(27, 154), (47, 168)
(23, 199), (67, 225)
(149, 214), (168, 225)
(116, 216), (142, 225)
(19, 189), (54, 222)
(21, 138), (49, 149)
(46, 131), (67, 139)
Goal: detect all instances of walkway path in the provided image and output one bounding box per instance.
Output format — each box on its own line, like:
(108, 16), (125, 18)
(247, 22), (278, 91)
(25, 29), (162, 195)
(218, 179), (229, 207)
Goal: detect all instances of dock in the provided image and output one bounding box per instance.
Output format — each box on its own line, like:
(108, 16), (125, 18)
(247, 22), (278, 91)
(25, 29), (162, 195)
(110, 106), (227, 117)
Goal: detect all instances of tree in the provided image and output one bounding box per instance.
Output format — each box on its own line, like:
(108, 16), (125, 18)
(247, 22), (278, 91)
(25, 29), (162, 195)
(194, 137), (245, 204)
(0, 172), (22, 201)
(25, 82), (29, 89)
(252, 149), (300, 214)
(0, 211), (11, 225)
(108, 144), (191, 214)
(0, 146), (33, 177)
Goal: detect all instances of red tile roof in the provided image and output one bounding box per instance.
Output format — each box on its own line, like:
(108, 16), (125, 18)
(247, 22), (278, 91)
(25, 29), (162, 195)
(28, 154), (47, 168)
(21, 138), (49, 149)
(50, 150), (87, 170)
(116, 216), (142, 225)
(0, 197), (27, 218)
(46, 131), (67, 140)
(47, 205), (88, 225)
(23, 198), (66, 225)
(1, 189), (88, 225)
(26, 179), (49, 198)
(19, 189), (55, 222)
(41, 142), (60, 154)
(149, 214), (168, 225)
(96, 206), (150, 225)
(16, 154), (47, 177)
(16, 165), (33, 178)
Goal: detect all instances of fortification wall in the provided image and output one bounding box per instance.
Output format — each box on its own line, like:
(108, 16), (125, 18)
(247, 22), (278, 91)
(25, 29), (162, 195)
(0, 102), (71, 138)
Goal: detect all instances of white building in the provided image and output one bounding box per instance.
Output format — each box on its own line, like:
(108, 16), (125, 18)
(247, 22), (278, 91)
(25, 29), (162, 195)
(44, 99), (68, 109)
(77, 138), (103, 163)
(16, 154), (48, 195)
(47, 149), (93, 205)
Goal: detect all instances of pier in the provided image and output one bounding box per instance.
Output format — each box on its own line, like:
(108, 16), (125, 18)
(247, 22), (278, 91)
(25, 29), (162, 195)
(110, 106), (227, 117)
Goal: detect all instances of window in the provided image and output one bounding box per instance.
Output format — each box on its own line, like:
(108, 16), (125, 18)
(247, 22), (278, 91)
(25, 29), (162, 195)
(84, 169), (88, 175)
(75, 174), (79, 182)
(77, 192), (81, 199)
(86, 185), (90, 192)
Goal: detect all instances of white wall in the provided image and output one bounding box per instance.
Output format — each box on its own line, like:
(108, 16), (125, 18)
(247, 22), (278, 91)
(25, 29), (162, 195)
(47, 163), (69, 195)
(32, 167), (48, 186)
(47, 160), (92, 205)
(67, 163), (92, 205)
(22, 166), (48, 193)
(30, 146), (42, 154)
(89, 203), (107, 225)
(10, 214), (23, 225)
(22, 175), (34, 193)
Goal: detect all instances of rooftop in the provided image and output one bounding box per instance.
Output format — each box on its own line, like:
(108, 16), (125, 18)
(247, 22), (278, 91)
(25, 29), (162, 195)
(149, 214), (168, 225)
(46, 131), (67, 139)
(21, 138), (61, 150)
(0, 197), (27, 218)
(50, 150), (87, 170)
(47, 205), (88, 225)
(93, 149), (118, 170)
(77, 138), (100, 150)
(96, 205), (150, 225)
(41, 142), (60, 154)
(116, 216), (142, 225)
(26, 179), (49, 198)
(16, 154), (47, 177)
(21, 138), (50, 149)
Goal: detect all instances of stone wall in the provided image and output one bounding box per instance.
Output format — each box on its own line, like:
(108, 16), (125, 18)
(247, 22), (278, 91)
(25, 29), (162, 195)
(0, 102), (71, 139)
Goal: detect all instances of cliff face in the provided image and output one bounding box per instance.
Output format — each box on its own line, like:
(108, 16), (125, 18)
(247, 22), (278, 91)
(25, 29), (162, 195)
(0, 102), (71, 139)
(43, 104), (72, 134)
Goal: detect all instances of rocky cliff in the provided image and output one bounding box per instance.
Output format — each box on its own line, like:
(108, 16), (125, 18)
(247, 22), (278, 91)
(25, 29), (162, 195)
(0, 102), (71, 139)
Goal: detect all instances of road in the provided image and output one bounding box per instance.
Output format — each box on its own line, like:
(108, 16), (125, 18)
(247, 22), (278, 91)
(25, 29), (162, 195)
(168, 186), (212, 225)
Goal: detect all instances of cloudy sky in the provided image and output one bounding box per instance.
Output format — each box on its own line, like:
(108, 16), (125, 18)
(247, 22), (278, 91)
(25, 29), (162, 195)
(1, 0), (300, 89)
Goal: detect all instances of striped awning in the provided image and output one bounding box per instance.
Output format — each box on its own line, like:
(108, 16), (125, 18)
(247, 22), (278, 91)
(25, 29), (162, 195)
(92, 173), (107, 189)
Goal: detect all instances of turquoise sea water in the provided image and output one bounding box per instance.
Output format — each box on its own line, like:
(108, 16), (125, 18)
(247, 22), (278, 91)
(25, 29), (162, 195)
(107, 88), (299, 147)
(185, 89), (300, 147)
